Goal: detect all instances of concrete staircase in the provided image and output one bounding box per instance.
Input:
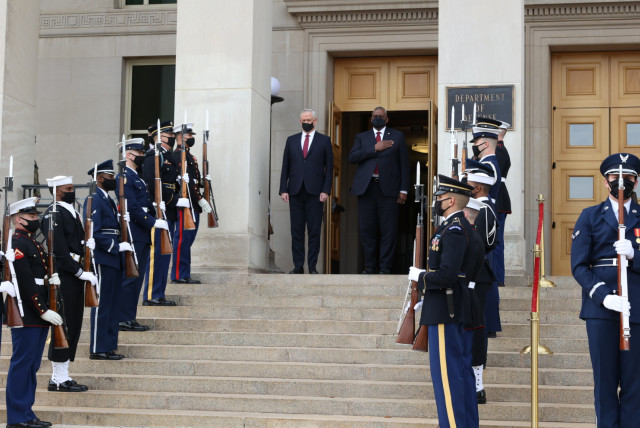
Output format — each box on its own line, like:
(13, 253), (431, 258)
(0, 273), (595, 427)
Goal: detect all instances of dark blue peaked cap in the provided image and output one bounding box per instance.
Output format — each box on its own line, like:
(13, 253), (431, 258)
(600, 152), (640, 177)
(465, 158), (494, 177)
(435, 174), (473, 196)
(87, 160), (114, 176)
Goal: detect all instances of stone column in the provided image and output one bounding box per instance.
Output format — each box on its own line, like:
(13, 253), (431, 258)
(0, 0), (39, 194)
(174, 0), (272, 271)
(438, 0), (525, 275)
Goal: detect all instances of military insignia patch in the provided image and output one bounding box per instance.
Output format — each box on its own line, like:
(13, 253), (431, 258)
(571, 230), (580, 240)
(14, 249), (24, 259)
(635, 228), (640, 244)
(431, 235), (440, 251)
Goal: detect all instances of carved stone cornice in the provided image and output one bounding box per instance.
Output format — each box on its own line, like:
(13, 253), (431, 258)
(40, 9), (177, 37)
(284, 0), (437, 28)
(525, 2), (640, 20)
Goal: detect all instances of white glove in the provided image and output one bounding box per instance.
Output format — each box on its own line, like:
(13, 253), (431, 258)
(123, 212), (130, 223)
(198, 199), (212, 214)
(0, 281), (16, 297)
(408, 266), (425, 282)
(182, 172), (190, 184)
(119, 242), (133, 252)
(153, 201), (166, 212)
(205, 174), (211, 182)
(3, 248), (15, 263)
(78, 271), (98, 286)
(414, 298), (423, 311)
(48, 273), (61, 286)
(603, 294), (631, 314)
(154, 219), (169, 231)
(41, 309), (63, 326)
(86, 238), (95, 251)
(176, 198), (190, 208)
(614, 239), (634, 260)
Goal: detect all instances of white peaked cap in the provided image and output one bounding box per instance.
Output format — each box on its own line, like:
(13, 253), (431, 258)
(466, 198), (484, 211)
(46, 176), (73, 187)
(10, 197), (39, 215)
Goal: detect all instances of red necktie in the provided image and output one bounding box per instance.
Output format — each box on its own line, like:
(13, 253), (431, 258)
(303, 133), (310, 158)
(374, 132), (381, 175)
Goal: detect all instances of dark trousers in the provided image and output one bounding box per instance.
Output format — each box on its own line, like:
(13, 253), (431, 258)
(471, 282), (491, 367)
(49, 274), (84, 362)
(357, 180), (399, 271)
(171, 210), (199, 280)
(495, 211), (507, 284)
(485, 250), (502, 333)
(144, 220), (176, 301)
(7, 327), (48, 424)
(90, 264), (121, 354)
(429, 323), (478, 428)
(120, 239), (150, 322)
(586, 319), (640, 428)
(289, 186), (323, 270)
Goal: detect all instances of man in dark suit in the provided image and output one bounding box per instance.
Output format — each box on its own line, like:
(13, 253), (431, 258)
(348, 106), (409, 274)
(572, 152), (640, 428)
(279, 109), (333, 274)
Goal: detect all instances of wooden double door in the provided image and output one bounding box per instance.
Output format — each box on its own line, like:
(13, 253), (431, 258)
(551, 52), (640, 275)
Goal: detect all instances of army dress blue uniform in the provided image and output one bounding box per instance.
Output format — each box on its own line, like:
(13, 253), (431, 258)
(6, 203), (52, 426)
(571, 153), (640, 428)
(116, 160), (156, 326)
(171, 132), (205, 283)
(142, 124), (179, 304)
(84, 162), (124, 357)
(494, 139), (511, 288)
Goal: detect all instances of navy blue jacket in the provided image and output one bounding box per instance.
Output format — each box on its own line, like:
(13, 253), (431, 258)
(279, 132), (333, 197)
(41, 204), (84, 278)
(142, 147), (180, 221)
(495, 142), (511, 214)
(348, 127), (409, 197)
(571, 199), (640, 323)
(479, 154), (502, 204)
(115, 167), (156, 245)
(12, 230), (50, 327)
(83, 189), (122, 270)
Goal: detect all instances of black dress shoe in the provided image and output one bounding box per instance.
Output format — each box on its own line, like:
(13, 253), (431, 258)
(379, 269), (391, 274)
(48, 379), (88, 392)
(309, 270), (319, 274)
(184, 278), (201, 284)
(143, 297), (177, 306)
(498, 282), (505, 287)
(171, 278), (189, 284)
(361, 269), (376, 274)
(91, 351), (124, 360)
(289, 268), (304, 274)
(7, 419), (48, 428)
(477, 389), (487, 404)
(487, 331), (497, 338)
(130, 320), (150, 331)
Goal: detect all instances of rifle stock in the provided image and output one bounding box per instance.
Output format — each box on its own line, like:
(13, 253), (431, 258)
(154, 142), (173, 255)
(118, 154), (139, 278)
(47, 207), (69, 349)
(83, 191), (99, 307)
(617, 167), (631, 351)
(202, 130), (219, 228)
(180, 146), (196, 231)
(3, 214), (23, 328)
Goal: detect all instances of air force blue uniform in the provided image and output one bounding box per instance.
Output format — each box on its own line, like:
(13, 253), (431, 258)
(115, 166), (156, 320)
(571, 152), (640, 428)
(84, 187), (122, 355)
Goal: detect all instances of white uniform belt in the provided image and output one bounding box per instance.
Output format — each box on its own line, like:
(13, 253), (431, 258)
(591, 258), (617, 267)
(70, 252), (81, 262)
(35, 278), (45, 285)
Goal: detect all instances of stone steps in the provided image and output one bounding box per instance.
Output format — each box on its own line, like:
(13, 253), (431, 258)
(0, 273), (595, 426)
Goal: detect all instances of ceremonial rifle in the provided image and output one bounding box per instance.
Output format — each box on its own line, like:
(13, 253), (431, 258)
(82, 164), (99, 307)
(179, 123), (196, 231)
(617, 165), (631, 350)
(450, 106), (459, 180)
(154, 119), (173, 255)
(3, 156), (24, 327)
(47, 184), (69, 349)
(119, 135), (139, 278)
(202, 114), (219, 228)
(397, 172), (426, 348)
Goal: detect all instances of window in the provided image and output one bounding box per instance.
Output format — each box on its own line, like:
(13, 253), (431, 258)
(125, 58), (176, 140)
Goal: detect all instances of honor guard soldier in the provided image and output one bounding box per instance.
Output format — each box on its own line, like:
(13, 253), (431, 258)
(85, 160), (130, 359)
(408, 174), (484, 428)
(142, 121), (183, 306)
(42, 176), (95, 392)
(572, 153), (640, 428)
(462, 159), (498, 404)
(495, 121), (512, 288)
(171, 122), (212, 284)
(116, 138), (165, 330)
(3, 198), (61, 428)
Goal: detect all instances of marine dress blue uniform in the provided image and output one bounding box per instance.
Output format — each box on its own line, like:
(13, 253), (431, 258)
(571, 152), (640, 428)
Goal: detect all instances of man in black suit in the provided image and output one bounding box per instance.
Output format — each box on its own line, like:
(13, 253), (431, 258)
(279, 108), (333, 274)
(348, 106), (409, 274)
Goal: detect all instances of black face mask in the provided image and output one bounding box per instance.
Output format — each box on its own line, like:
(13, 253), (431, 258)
(22, 218), (40, 234)
(166, 137), (176, 148)
(434, 197), (451, 217)
(301, 122), (314, 133)
(608, 177), (636, 200)
(102, 178), (117, 191)
(185, 137), (196, 148)
(61, 190), (75, 204)
(133, 155), (145, 167)
(371, 117), (386, 129)
(472, 143), (484, 158)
